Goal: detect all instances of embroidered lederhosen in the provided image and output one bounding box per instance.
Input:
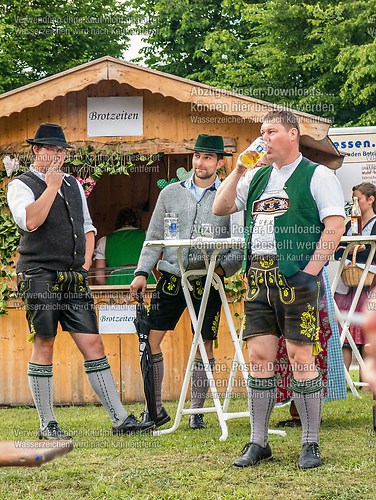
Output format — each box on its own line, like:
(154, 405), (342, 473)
(149, 272), (222, 340)
(17, 267), (98, 340)
(48, 270), (90, 295)
(244, 257), (322, 353)
(247, 256), (295, 305)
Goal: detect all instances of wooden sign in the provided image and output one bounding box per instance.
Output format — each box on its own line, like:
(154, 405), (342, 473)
(87, 97), (143, 137)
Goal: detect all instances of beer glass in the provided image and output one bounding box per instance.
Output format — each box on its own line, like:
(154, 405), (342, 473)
(239, 137), (268, 169)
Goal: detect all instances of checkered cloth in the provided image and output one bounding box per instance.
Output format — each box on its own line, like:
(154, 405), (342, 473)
(322, 267), (347, 402)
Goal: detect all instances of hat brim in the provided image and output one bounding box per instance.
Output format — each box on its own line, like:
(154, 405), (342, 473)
(185, 147), (232, 156)
(25, 138), (74, 148)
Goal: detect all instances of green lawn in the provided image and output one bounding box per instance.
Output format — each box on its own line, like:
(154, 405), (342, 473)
(0, 393), (375, 499)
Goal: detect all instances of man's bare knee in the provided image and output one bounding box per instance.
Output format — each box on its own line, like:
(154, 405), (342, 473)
(149, 330), (166, 354)
(70, 333), (105, 360)
(247, 334), (279, 375)
(195, 340), (214, 359)
(30, 336), (55, 363)
(286, 341), (317, 377)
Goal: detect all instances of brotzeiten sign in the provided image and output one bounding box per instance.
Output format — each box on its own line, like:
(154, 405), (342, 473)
(87, 97), (143, 137)
(98, 305), (137, 334)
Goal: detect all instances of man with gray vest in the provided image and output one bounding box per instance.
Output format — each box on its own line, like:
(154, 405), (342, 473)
(130, 134), (242, 430)
(7, 123), (154, 439)
(213, 110), (345, 469)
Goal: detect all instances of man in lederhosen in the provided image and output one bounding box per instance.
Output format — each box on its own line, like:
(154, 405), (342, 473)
(213, 110), (345, 468)
(7, 123), (154, 439)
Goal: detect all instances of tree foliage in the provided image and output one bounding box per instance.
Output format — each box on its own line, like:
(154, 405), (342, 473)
(133, 0), (376, 126)
(0, 0), (131, 93)
(133, 0), (230, 82)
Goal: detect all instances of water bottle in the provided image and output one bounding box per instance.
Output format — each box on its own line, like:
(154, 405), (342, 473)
(164, 213), (179, 239)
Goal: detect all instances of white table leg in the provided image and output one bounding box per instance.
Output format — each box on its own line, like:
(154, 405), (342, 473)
(154, 243), (286, 440)
(222, 316), (245, 414)
(333, 299), (362, 398)
(331, 241), (376, 396)
(156, 250), (228, 438)
(217, 276), (286, 437)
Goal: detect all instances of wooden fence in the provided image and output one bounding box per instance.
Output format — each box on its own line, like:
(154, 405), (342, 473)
(0, 290), (247, 406)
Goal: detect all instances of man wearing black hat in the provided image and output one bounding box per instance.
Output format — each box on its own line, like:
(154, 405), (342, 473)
(130, 134), (242, 429)
(7, 123), (154, 439)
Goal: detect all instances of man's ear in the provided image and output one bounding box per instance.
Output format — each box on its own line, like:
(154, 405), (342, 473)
(289, 128), (299, 141)
(217, 158), (225, 169)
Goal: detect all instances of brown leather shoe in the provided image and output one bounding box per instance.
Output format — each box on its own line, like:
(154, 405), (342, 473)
(276, 418), (302, 428)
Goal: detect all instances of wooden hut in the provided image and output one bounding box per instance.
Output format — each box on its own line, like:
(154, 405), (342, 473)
(0, 56), (342, 405)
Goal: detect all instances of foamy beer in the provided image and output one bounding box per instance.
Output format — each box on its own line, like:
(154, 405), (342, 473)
(239, 137), (268, 169)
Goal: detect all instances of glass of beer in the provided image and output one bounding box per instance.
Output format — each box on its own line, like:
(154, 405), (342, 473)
(239, 137), (268, 169)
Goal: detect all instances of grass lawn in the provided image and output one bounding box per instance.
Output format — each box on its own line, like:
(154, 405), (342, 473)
(0, 392), (375, 500)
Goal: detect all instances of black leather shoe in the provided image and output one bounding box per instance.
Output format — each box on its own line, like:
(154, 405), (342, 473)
(112, 414), (155, 435)
(233, 442), (272, 467)
(38, 421), (72, 440)
(141, 407), (171, 428)
(298, 442), (322, 469)
(189, 414), (206, 430)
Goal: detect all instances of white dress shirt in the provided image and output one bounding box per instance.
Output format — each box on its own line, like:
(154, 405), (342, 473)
(235, 154), (345, 255)
(7, 166), (96, 234)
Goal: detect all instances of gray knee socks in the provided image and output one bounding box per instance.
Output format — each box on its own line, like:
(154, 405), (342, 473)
(151, 352), (164, 413)
(28, 362), (56, 427)
(292, 374), (322, 444)
(84, 356), (128, 426)
(190, 357), (215, 409)
(247, 374), (277, 447)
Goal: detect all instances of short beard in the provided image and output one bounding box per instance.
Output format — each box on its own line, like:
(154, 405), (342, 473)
(194, 170), (214, 180)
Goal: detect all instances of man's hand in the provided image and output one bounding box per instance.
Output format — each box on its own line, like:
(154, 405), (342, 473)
(235, 158), (247, 175)
(213, 160), (245, 216)
(304, 215), (345, 276)
(45, 162), (64, 191)
(25, 163), (65, 231)
(130, 275), (147, 298)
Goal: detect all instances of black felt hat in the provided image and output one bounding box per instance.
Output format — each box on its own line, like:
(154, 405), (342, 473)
(26, 123), (74, 148)
(186, 134), (233, 156)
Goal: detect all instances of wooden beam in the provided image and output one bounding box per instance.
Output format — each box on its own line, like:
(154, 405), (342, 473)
(108, 60), (331, 141)
(0, 56), (332, 143)
(0, 63), (108, 118)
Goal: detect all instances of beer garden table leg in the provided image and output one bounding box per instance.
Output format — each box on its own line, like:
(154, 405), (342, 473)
(331, 240), (376, 397)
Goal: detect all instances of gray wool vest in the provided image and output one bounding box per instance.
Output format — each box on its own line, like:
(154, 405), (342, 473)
(16, 171), (86, 272)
